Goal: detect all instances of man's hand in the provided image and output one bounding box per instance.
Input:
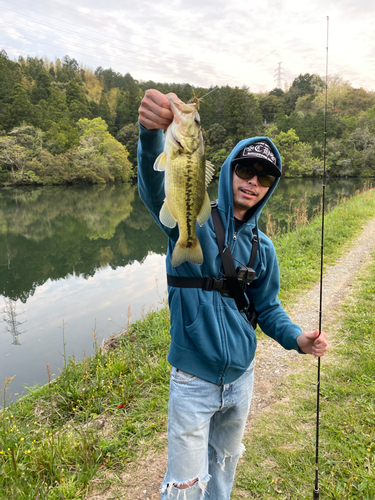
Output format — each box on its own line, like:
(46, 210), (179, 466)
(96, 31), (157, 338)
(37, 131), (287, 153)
(138, 89), (179, 131)
(297, 330), (328, 357)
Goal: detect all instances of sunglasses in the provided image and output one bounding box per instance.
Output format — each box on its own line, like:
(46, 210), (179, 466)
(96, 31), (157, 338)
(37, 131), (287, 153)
(234, 163), (277, 187)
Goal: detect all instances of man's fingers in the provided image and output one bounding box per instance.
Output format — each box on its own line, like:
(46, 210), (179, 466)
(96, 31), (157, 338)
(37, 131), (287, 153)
(138, 89), (174, 130)
(313, 332), (328, 356)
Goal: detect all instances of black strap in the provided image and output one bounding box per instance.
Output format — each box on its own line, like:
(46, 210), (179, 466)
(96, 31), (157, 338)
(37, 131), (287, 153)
(248, 230), (258, 269)
(167, 274), (230, 293)
(211, 203), (249, 312)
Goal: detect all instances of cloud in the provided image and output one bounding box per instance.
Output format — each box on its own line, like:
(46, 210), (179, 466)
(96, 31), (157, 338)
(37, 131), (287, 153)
(2, 0), (375, 91)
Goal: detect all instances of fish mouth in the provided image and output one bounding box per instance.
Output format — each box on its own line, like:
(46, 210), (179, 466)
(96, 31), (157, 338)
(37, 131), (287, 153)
(171, 130), (184, 149)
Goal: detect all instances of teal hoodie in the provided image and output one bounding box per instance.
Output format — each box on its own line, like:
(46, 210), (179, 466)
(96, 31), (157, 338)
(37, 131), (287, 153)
(137, 125), (302, 385)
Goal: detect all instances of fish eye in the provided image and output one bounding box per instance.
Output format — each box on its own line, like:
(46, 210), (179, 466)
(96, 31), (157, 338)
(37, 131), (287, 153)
(194, 115), (200, 125)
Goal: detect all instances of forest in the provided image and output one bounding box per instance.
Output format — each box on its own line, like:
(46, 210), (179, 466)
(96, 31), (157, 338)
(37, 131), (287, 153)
(0, 50), (375, 185)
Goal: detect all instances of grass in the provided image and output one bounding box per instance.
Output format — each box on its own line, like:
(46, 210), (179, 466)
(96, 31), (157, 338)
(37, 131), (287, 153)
(233, 252), (375, 499)
(0, 184), (374, 499)
(0, 309), (171, 499)
(274, 183), (375, 305)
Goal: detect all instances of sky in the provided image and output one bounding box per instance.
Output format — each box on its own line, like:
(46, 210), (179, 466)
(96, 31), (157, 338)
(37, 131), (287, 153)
(1, 0), (375, 93)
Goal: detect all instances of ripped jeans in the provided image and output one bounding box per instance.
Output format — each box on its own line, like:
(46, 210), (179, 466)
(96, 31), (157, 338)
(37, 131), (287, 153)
(161, 361), (255, 500)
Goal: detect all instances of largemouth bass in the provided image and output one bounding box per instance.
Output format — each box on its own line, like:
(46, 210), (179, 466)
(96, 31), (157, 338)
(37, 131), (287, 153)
(154, 97), (214, 267)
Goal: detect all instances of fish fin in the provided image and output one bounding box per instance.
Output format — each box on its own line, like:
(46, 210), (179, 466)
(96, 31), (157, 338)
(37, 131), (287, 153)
(154, 152), (167, 171)
(205, 161), (215, 187)
(197, 191), (211, 227)
(171, 237), (203, 267)
(159, 199), (177, 228)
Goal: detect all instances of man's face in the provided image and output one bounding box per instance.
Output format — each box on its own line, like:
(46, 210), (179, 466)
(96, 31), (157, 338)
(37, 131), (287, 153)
(232, 165), (270, 220)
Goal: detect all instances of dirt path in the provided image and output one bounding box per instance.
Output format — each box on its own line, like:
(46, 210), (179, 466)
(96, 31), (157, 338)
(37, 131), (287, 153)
(87, 217), (375, 500)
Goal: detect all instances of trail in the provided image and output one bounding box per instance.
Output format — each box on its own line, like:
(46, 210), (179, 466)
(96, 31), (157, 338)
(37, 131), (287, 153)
(87, 216), (375, 500)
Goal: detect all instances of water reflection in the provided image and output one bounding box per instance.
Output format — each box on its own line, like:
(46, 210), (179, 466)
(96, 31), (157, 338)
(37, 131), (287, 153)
(258, 177), (369, 233)
(0, 184), (167, 303)
(0, 178), (371, 401)
(3, 299), (25, 345)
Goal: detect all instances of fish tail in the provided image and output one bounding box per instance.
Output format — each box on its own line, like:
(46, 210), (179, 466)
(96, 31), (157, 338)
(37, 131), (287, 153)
(171, 237), (203, 267)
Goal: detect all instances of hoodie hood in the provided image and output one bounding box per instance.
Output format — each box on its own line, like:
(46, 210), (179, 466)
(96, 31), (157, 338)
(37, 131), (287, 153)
(218, 136), (282, 225)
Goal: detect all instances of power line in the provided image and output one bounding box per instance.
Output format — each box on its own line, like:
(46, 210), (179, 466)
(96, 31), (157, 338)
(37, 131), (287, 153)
(10, 0), (191, 55)
(0, 22), (179, 77)
(0, 5), (190, 65)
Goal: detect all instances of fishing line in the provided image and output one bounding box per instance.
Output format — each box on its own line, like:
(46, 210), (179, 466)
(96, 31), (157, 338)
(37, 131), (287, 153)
(313, 15), (329, 500)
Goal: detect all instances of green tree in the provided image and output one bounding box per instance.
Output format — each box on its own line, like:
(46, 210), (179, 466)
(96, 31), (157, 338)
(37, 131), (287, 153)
(42, 88), (80, 153)
(222, 87), (263, 143)
(76, 117), (133, 182)
(69, 100), (90, 123)
(66, 80), (89, 107)
(19, 56), (45, 80)
(116, 123), (139, 170)
(31, 70), (52, 103)
(115, 74), (142, 129)
(0, 125), (43, 183)
(283, 73), (324, 114)
(57, 55), (80, 83)
(259, 93), (284, 123)
(44, 122), (80, 154)
(5, 84), (34, 130)
(98, 91), (114, 133)
(89, 100), (100, 119)
(207, 123), (227, 146)
(270, 127), (322, 177)
(0, 50), (22, 103)
(347, 126), (375, 176)
(339, 87), (375, 117)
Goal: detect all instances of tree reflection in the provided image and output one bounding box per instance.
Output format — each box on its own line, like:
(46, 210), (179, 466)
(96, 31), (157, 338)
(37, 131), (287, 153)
(0, 185), (167, 302)
(0, 179), (368, 303)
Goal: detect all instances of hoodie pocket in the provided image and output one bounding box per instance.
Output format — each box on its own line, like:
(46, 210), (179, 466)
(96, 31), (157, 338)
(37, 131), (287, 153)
(226, 309), (257, 370)
(184, 304), (226, 365)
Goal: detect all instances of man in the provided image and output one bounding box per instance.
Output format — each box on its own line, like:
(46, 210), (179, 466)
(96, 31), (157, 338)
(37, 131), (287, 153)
(137, 89), (327, 500)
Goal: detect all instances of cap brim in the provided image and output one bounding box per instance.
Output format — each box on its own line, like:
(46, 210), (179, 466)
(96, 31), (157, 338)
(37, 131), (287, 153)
(233, 156), (281, 178)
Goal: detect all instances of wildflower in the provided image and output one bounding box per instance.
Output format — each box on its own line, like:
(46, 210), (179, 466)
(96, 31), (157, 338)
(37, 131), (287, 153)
(20, 437), (24, 441)
(0, 450), (4, 454)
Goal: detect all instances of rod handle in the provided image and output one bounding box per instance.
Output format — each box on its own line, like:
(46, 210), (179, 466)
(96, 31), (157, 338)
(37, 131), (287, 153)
(313, 488), (319, 499)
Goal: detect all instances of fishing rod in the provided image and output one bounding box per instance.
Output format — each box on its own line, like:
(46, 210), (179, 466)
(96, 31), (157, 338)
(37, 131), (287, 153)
(313, 15), (329, 500)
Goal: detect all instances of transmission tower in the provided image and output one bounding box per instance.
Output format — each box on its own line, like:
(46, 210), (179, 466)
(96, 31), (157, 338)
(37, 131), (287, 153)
(274, 62), (288, 89)
(3, 299), (26, 345)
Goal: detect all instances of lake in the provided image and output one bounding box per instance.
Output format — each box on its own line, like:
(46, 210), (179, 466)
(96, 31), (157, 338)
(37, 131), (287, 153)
(0, 177), (370, 402)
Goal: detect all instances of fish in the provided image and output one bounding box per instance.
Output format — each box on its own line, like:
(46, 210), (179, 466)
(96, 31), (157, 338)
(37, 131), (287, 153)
(154, 97), (214, 267)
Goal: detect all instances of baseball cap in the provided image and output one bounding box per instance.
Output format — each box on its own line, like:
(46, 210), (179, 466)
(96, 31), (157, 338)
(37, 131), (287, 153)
(232, 141), (281, 178)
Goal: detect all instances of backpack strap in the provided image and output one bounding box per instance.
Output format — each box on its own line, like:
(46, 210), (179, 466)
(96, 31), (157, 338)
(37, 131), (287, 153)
(248, 229), (258, 269)
(210, 202), (249, 312)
